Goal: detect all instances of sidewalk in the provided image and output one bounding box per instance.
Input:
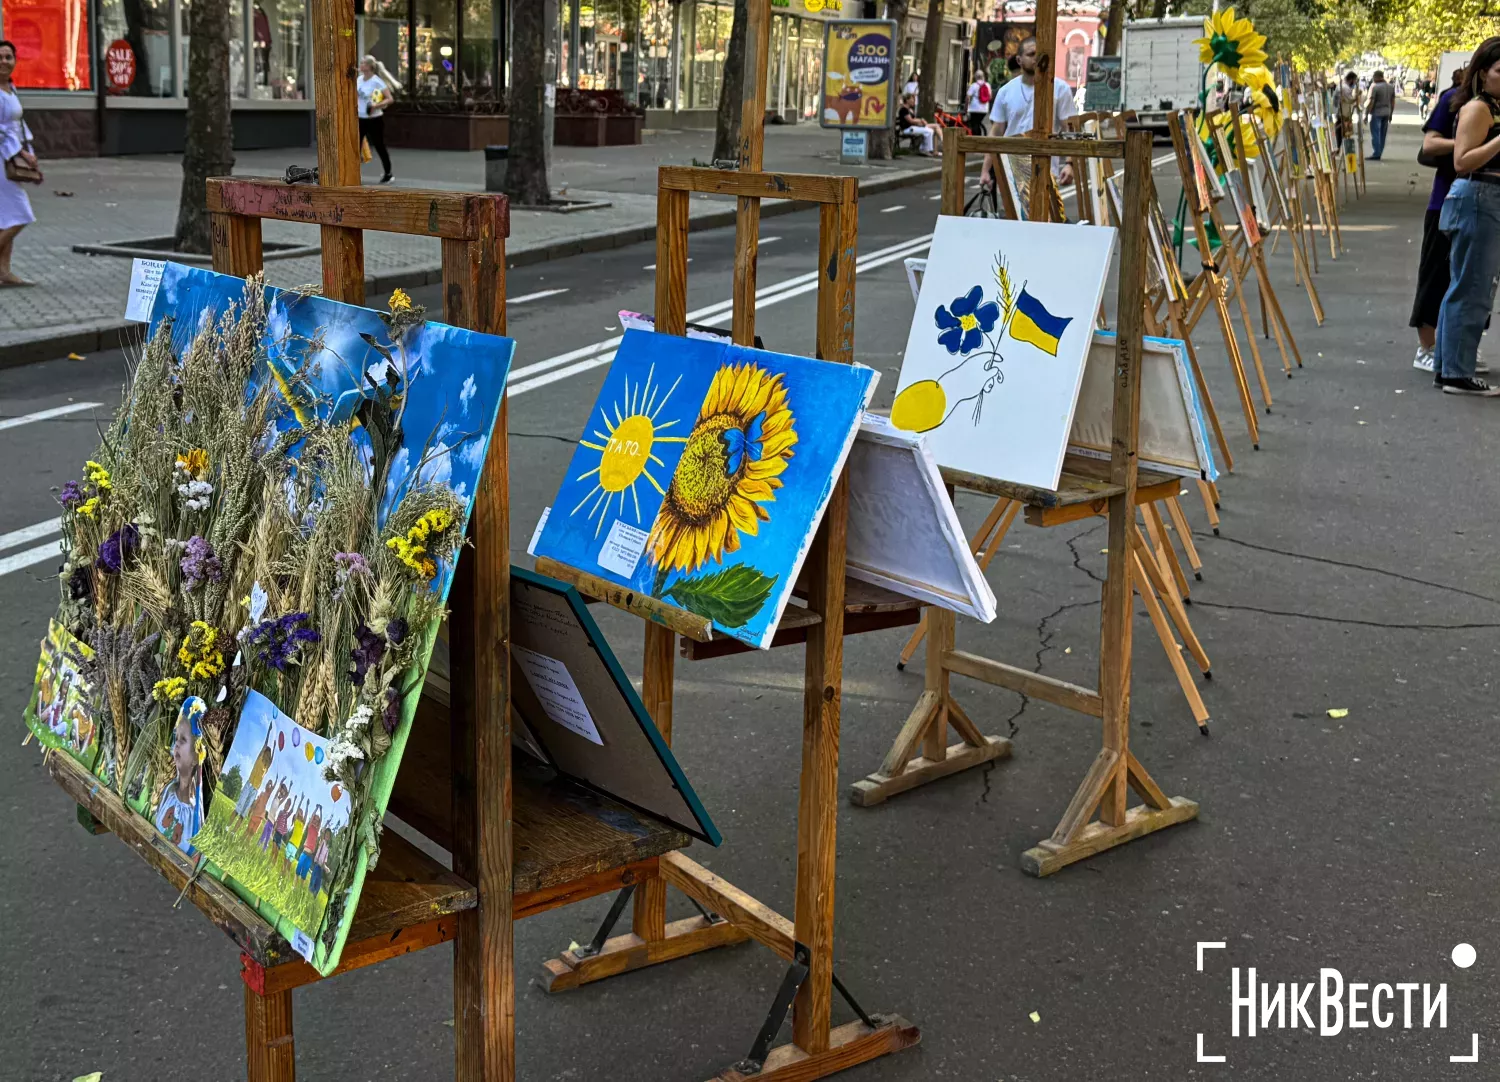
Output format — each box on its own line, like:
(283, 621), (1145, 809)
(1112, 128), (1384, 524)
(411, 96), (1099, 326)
(0, 123), (947, 364)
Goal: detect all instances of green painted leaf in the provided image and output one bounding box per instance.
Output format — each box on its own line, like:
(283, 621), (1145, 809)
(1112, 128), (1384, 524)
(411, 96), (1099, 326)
(663, 564), (778, 628)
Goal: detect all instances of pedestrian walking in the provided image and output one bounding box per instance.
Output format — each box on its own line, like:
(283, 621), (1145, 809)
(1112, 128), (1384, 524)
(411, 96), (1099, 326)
(357, 55), (397, 184)
(965, 69), (991, 135)
(0, 40), (39, 288)
(981, 36), (1077, 186)
(1433, 38), (1500, 396)
(1366, 70), (1395, 159)
(903, 70), (920, 99)
(1409, 69), (1486, 373)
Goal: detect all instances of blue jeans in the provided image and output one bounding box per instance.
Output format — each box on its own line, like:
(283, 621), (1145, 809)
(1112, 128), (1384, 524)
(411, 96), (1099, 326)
(1437, 179), (1500, 379)
(1370, 115), (1390, 158)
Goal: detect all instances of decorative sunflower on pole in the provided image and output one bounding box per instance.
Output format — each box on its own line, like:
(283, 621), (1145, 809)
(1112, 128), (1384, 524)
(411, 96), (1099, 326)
(1191, 8), (1270, 166)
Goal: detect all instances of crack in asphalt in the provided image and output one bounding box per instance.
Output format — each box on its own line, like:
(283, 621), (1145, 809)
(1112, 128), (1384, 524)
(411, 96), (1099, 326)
(1189, 599), (1500, 631)
(511, 431), (579, 445)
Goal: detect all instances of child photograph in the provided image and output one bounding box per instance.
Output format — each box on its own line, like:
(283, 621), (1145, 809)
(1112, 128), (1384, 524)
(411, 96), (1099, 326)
(154, 696), (207, 855)
(194, 690), (350, 951)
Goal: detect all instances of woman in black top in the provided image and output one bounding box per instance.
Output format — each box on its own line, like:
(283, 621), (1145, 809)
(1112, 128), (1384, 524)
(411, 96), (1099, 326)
(1434, 38), (1500, 394)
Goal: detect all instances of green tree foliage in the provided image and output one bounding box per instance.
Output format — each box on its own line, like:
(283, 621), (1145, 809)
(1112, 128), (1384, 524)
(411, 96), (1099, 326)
(220, 763), (243, 803)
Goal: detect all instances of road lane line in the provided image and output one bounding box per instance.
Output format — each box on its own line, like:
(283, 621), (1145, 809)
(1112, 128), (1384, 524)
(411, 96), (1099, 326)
(880, 205), (906, 212)
(0, 517), (61, 552)
(509, 288), (570, 305)
(0, 539), (61, 577)
(508, 235), (934, 397)
(0, 401), (103, 433)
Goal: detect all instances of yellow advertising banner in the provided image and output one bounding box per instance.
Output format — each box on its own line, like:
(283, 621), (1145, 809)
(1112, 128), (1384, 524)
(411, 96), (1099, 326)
(820, 19), (897, 130)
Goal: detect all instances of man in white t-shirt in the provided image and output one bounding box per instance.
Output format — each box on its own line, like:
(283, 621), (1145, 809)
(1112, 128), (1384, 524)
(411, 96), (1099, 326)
(982, 36), (1076, 186)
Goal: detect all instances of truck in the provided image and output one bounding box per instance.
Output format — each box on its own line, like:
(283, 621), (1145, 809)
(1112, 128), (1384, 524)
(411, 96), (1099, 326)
(1121, 16), (1208, 134)
(1437, 50), (1471, 93)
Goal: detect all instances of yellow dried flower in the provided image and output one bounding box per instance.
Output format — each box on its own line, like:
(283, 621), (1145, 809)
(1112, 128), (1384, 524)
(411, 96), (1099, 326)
(176, 448), (210, 479)
(152, 677), (187, 703)
(177, 621), (225, 681)
(389, 288), (413, 312)
(77, 497), (100, 517)
(84, 460), (113, 492)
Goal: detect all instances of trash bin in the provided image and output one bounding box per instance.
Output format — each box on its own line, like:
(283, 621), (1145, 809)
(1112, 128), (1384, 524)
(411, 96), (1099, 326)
(485, 145), (508, 192)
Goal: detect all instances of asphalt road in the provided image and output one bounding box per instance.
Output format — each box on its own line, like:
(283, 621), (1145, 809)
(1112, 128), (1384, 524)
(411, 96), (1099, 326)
(5, 114), (1500, 1081)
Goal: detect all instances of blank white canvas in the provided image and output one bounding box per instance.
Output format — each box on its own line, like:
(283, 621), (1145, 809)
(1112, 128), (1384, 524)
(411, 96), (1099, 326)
(891, 215), (1117, 491)
(1070, 331), (1218, 481)
(845, 416), (997, 622)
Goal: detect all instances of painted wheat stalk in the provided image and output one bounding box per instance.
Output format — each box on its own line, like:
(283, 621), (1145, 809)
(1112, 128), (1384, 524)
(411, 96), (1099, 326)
(993, 252), (1017, 332)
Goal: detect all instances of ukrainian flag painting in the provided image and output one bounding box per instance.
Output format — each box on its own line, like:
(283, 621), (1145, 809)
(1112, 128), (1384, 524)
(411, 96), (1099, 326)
(1008, 289), (1072, 357)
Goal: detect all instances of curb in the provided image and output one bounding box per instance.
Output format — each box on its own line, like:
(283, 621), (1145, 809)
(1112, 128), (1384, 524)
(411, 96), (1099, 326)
(3, 160), (955, 370)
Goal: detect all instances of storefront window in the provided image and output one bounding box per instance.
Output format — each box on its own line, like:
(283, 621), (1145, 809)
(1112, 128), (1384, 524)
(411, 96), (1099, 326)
(179, 0), (246, 97)
(96, 0), (171, 95)
(788, 17), (820, 121)
(577, 0), (625, 91)
(688, 0), (731, 110)
(460, 0), (497, 100)
(637, 0), (673, 108)
(253, 0), (307, 98)
(3, 0), (93, 90)
(359, 0), (408, 93)
(412, 0), (456, 98)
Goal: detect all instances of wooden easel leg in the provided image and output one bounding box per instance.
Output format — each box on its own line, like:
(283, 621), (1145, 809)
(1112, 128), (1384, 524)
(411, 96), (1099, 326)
(245, 986), (295, 1082)
(1197, 480), (1221, 535)
(1225, 245), (1275, 413)
(1251, 250), (1295, 375)
(1212, 287), (1262, 448)
(1132, 554), (1211, 734)
(854, 604), (1013, 807)
(1164, 496), (1204, 580)
(1143, 503), (1190, 604)
(1132, 526), (1211, 677)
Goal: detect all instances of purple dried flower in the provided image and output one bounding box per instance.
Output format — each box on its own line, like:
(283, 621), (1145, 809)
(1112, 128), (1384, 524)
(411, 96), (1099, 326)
(180, 535), (224, 590)
(333, 551), (370, 578)
(382, 685), (401, 735)
(247, 611), (322, 672)
(95, 524), (140, 575)
(385, 618), (408, 646)
(58, 480), (85, 510)
(349, 622), (388, 687)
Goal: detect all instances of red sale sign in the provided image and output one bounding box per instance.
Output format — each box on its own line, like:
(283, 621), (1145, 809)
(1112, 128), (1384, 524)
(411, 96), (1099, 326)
(105, 39), (136, 92)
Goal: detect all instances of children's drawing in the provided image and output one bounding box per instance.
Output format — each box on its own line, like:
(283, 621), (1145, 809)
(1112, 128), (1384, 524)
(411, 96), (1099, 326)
(535, 328), (875, 649)
(195, 691), (351, 961)
(154, 696), (207, 856)
(890, 215), (1115, 490)
(25, 619), (98, 769)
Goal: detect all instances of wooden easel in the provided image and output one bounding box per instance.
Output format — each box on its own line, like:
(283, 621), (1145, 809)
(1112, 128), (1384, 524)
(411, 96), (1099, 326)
(856, 124), (1201, 872)
(1245, 111), (1325, 325)
(529, 2), (923, 1077)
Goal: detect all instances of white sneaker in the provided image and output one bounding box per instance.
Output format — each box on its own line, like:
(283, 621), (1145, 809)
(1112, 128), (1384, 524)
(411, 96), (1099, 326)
(1413, 348), (1435, 372)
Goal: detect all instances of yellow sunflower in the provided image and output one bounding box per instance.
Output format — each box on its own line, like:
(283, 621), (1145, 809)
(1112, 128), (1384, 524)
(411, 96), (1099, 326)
(1194, 8), (1268, 83)
(646, 363), (797, 575)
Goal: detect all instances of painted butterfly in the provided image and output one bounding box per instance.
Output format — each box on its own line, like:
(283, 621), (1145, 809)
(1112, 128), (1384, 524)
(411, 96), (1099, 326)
(722, 411), (767, 475)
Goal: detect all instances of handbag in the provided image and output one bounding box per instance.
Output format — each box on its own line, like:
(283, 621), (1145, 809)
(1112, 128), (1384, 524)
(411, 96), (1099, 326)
(5, 140), (42, 184)
(360, 137), (372, 164)
(1417, 145), (1447, 169)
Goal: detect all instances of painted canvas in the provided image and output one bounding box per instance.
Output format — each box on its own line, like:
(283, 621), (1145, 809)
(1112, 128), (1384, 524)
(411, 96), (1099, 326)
(24, 619), (99, 770)
(534, 328), (876, 649)
(1070, 331), (1219, 482)
(22, 261), (513, 977)
(195, 691), (352, 962)
(890, 214), (1117, 491)
(845, 415), (997, 621)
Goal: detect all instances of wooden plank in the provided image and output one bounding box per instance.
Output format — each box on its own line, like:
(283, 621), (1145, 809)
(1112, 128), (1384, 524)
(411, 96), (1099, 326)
(207, 179), (510, 242)
(540, 915), (750, 992)
(1021, 476), (1182, 526)
(661, 851), (796, 962)
(713, 1017), (922, 1081)
(631, 622), (677, 942)
(210, 211), (264, 276)
(731, 0), (771, 353)
(244, 985), (296, 1082)
(678, 604), (916, 661)
(954, 133), (1126, 160)
(244, 915), (458, 997)
(532, 556), (715, 642)
(47, 749), (288, 964)
(514, 858), (660, 921)
(658, 167), (856, 205)
(654, 186), (691, 337)
(849, 738), (1012, 807)
(1029, 0), (1058, 222)
(879, 690), (942, 777)
(310, 0), (363, 303)
(944, 650), (1104, 717)
(1021, 797), (1198, 877)
(939, 463), (1125, 508)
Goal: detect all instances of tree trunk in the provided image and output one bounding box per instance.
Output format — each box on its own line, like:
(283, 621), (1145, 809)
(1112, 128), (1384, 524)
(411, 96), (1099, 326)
(506, 0), (556, 206)
(1104, 0), (1127, 56)
(917, 0), (945, 118)
(172, 0), (234, 254)
(1150, 0), (1167, 19)
(869, 0), (912, 160)
(713, 0), (750, 163)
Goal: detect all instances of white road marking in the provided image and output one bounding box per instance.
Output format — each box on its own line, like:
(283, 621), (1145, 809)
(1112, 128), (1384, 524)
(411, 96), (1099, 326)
(509, 288), (570, 305)
(880, 205), (905, 213)
(509, 234), (934, 397)
(759, 236), (782, 244)
(0, 539), (62, 577)
(643, 259), (692, 271)
(0, 517), (61, 551)
(0, 401), (103, 433)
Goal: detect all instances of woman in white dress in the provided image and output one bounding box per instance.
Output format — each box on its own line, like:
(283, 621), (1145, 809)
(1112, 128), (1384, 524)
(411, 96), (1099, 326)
(0, 40), (37, 287)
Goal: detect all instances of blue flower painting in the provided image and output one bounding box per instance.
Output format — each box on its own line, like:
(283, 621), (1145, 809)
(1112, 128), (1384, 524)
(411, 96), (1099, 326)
(534, 329), (875, 650)
(935, 286), (1001, 355)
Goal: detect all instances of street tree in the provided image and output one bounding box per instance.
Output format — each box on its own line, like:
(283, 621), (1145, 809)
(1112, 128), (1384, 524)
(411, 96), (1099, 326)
(917, 0), (946, 118)
(869, 0), (912, 160)
(172, 0), (234, 254)
(506, 0), (554, 206)
(713, 0), (751, 163)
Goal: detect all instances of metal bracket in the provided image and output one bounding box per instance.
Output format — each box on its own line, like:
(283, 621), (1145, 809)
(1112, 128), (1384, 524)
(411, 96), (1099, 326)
(284, 165), (320, 185)
(731, 943), (811, 1075)
(832, 969), (876, 1030)
(685, 893), (726, 925)
(571, 885), (635, 959)
(712, 157), (741, 171)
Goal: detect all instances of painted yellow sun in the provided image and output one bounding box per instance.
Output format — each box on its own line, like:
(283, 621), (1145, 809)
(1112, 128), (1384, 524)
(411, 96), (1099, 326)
(573, 364), (687, 536)
(646, 362), (797, 575)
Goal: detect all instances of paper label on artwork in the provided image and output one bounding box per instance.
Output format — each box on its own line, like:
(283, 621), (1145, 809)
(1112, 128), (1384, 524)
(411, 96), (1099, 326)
(598, 519), (648, 578)
(527, 507), (551, 556)
(124, 258), (166, 322)
(513, 645), (604, 745)
(292, 930), (315, 962)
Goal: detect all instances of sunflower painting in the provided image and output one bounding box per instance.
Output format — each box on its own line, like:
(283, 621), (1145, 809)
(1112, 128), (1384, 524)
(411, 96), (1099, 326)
(535, 329), (876, 649)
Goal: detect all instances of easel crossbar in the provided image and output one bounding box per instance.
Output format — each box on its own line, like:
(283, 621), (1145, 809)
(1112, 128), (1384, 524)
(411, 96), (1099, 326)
(952, 133), (1128, 160)
(206, 177), (508, 240)
(659, 167), (859, 205)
